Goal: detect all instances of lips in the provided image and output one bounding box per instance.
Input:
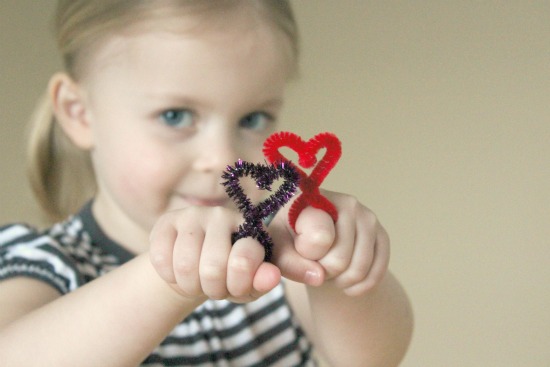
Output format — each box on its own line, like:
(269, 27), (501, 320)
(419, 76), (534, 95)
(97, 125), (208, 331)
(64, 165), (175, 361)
(175, 193), (229, 207)
(185, 196), (228, 207)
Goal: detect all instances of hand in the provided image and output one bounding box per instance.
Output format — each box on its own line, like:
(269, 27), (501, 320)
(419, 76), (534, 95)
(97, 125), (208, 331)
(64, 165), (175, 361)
(270, 190), (390, 296)
(149, 207), (281, 303)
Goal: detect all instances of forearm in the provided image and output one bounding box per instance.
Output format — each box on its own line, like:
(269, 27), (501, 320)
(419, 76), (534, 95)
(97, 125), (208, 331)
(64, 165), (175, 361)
(306, 272), (413, 367)
(0, 253), (202, 366)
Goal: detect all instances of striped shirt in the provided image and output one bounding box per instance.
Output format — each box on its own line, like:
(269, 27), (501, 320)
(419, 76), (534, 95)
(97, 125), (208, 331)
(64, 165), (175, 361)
(0, 203), (316, 366)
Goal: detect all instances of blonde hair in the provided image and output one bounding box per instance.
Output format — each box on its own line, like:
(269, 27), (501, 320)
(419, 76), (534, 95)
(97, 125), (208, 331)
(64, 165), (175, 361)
(27, 0), (299, 223)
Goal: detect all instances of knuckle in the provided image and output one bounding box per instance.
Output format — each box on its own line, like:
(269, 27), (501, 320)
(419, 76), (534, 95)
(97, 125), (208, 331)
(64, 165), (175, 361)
(359, 206), (378, 227)
(348, 194), (360, 206)
(228, 285), (251, 299)
(338, 193), (371, 216)
(206, 289), (228, 301)
(340, 269), (368, 286)
(306, 228), (333, 248)
(210, 206), (232, 222)
(344, 282), (371, 297)
(227, 294), (255, 304)
(379, 225), (391, 245)
(178, 286), (202, 299)
(200, 262), (226, 282)
(228, 254), (255, 274)
(174, 259), (197, 278)
(322, 255), (350, 275)
(340, 193), (360, 210)
(174, 277), (202, 298)
(150, 252), (169, 269)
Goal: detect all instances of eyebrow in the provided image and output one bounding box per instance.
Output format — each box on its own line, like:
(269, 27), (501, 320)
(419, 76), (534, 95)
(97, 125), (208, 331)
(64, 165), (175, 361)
(256, 98), (284, 109)
(144, 91), (283, 111)
(143, 91), (201, 105)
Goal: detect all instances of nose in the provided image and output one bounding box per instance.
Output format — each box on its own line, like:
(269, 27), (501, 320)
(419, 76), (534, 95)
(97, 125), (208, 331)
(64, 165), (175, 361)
(192, 128), (239, 173)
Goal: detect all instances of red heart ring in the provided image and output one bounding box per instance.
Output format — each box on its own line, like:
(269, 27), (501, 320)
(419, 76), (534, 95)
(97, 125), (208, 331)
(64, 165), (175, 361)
(263, 131), (342, 230)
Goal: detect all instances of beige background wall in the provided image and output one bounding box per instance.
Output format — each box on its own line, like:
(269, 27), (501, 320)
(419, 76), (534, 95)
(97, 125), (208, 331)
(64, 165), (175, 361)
(1, 1), (549, 366)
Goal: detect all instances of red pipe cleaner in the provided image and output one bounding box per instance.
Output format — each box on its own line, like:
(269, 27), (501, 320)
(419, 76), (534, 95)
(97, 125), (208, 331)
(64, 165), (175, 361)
(263, 131), (342, 230)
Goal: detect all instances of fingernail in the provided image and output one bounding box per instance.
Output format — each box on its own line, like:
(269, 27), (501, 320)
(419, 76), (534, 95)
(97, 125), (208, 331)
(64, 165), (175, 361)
(305, 270), (321, 286)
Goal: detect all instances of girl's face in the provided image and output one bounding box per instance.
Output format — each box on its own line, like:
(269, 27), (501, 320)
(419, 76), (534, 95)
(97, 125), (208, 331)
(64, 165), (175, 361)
(78, 16), (292, 251)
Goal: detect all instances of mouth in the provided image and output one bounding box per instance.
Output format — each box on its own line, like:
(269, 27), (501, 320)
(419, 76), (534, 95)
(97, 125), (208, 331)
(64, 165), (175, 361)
(177, 193), (230, 208)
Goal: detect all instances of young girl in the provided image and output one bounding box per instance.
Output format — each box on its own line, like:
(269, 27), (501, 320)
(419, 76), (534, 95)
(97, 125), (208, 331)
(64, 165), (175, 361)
(0, 1), (413, 366)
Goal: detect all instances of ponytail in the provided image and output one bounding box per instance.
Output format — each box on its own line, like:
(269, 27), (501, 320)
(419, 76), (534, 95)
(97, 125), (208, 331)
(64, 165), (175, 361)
(26, 92), (95, 223)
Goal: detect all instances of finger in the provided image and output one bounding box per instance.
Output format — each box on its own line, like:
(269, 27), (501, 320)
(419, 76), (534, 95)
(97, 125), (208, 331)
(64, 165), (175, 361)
(252, 262), (281, 294)
(336, 211), (389, 289)
(317, 207), (355, 279)
(343, 224), (391, 296)
(269, 215), (325, 287)
(336, 206), (378, 288)
(172, 225), (204, 297)
(333, 207), (378, 290)
(226, 238), (266, 298)
(149, 215), (177, 283)
(294, 207), (336, 261)
(199, 214), (233, 300)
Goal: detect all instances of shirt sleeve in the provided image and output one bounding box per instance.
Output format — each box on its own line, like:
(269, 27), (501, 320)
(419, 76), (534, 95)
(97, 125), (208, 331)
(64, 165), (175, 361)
(0, 223), (81, 294)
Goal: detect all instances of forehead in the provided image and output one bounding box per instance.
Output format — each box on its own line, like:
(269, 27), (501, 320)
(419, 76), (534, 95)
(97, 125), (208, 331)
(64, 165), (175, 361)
(76, 4), (296, 81)
(88, 20), (291, 80)
(80, 18), (291, 111)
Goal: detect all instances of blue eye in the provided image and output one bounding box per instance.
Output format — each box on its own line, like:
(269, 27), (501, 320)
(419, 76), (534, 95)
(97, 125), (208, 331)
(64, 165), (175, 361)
(160, 109), (193, 129)
(239, 112), (272, 131)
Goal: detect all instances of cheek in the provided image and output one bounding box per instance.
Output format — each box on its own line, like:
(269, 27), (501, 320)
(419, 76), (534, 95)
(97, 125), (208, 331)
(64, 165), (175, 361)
(238, 141), (266, 163)
(123, 155), (175, 192)
(97, 143), (180, 199)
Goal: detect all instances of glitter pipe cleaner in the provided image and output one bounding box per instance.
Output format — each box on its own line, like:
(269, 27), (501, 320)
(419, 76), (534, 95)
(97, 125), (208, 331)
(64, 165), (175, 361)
(263, 131), (342, 230)
(221, 159), (299, 262)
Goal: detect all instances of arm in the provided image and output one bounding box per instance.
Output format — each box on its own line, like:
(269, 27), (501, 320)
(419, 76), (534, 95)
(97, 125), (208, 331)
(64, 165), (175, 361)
(271, 192), (414, 366)
(0, 206), (281, 366)
(286, 273), (413, 367)
(0, 254), (201, 366)
(0, 277), (61, 329)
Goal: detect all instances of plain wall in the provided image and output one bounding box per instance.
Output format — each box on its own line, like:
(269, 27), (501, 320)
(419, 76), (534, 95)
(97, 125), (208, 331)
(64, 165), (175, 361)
(1, 1), (549, 366)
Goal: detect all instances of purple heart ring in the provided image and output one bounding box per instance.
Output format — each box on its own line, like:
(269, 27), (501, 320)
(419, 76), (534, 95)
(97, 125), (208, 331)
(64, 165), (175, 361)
(221, 159), (299, 261)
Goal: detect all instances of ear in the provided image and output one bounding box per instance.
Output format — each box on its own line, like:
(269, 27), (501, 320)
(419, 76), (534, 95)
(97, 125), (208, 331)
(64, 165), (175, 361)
(49, 72), (94, 150)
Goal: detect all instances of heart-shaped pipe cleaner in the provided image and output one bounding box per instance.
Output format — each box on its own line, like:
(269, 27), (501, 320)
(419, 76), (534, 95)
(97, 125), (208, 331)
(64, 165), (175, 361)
(263, 131), (342, 230)
(221, 159), (299, 262)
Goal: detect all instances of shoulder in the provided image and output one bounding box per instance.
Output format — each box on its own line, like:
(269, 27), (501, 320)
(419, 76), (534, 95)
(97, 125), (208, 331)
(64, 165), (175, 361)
(0, 222), (38, 244)
(0, 222), (45, 256)
(0, 221), (83, 294)
(0, 221), (65, 328)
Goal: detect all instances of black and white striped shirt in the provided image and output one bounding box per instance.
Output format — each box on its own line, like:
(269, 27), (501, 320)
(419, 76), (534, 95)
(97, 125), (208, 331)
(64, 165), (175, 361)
(0, 203), (316, 366)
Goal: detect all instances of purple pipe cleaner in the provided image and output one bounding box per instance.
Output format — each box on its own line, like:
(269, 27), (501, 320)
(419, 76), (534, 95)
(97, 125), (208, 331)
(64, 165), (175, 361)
(221, 159), (299, 262)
